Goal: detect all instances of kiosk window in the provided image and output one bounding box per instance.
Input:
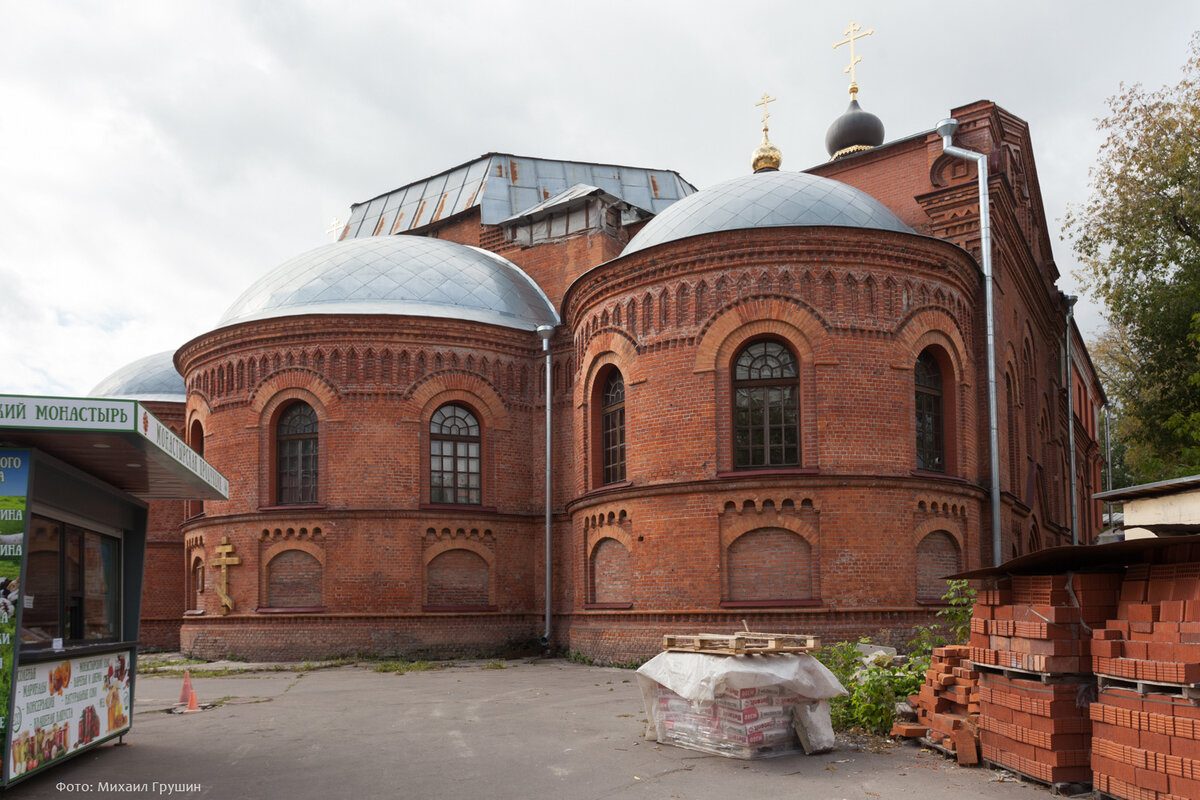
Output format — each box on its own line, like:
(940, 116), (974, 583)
(21, 515), (121, 647)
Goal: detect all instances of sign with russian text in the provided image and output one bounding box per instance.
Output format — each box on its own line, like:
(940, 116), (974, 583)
(0, 396), (135, 432)
(8, 649), (133, 781)
(0, 450), (29, 783)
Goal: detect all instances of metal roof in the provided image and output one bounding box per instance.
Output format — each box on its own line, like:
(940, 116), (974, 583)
(217, 235), (560, 332)
(500, 183), (621, 226)
(0, 394), (228, 500)
(341, 154), (695, 239)
(90, 351), (185, 403)
(622, 170), (915, 256)
(1094, 473), (1200, 502)
(952, 533), (1200, 580)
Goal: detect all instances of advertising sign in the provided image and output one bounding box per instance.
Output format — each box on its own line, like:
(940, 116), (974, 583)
(8, 649), (132, 781)
(0, 450), (29, 774)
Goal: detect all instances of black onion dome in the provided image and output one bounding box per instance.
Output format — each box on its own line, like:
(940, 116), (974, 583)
(825, 98), (885, 159)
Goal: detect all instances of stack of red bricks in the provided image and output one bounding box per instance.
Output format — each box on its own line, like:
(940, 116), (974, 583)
(1090, 686), (1200, 800)
(970, 573), (1120, 788)
(1089, 553), (1200, 799)
(902, 644), (980, 764)
(1091, 562), (1200, 684)
(969, 573), (1120, 674)
(976, 671), (1094, 786)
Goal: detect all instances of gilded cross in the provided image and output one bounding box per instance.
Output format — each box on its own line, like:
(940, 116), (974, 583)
(832, 21), (874, 95)
(755, 93), (776, 129)
(211, 536), (241, 616)
(325, 217), (342, 241)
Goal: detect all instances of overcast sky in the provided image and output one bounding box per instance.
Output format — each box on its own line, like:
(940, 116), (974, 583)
(2, 2), (1197, 397)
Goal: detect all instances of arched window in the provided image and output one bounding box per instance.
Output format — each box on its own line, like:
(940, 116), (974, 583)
(430, 404), (481, 505)
(276, 403), (318, 505)
(267, 550), (323, 608)
(915, 349), (945, 472)
(915, 531), (962, 602)
(733, 340), (799, 468)
(601, 370), (626, 484)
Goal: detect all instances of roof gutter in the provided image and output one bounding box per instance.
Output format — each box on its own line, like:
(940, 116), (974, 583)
(937, 118), (1003, 567)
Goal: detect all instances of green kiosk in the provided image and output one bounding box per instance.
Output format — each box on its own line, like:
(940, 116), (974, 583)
(0, 393), (227, 787)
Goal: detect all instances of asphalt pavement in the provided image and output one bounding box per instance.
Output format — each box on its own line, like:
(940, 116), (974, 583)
(10, 658), (1054, 800)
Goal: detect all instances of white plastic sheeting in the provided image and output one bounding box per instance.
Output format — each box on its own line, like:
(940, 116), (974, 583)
(636, 652), (847, 758)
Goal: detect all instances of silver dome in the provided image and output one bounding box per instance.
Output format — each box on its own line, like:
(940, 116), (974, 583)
(622, 170), (914, 256)
(90, 351), (185, 402)
(218, 236), (560, 331)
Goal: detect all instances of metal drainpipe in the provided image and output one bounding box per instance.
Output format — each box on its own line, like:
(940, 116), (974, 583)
(1065, 297), (1079, 545)
(937, 118), (1002, 567)
(1104, 404), (1113, 529)
(537, 325), (555, 646)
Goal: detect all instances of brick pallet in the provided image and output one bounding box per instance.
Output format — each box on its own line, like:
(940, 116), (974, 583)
(897, 644), (980, 765)
(1089, 553), (1200, 800)
(969, 573), (1120, 789)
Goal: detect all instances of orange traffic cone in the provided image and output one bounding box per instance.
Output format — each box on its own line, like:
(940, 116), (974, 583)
(182, 687), (201, 714)
(178, 669), (193, 706)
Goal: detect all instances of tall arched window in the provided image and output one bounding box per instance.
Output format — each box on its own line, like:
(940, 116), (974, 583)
(430, 404), (481, 505)
(733, 340), (799, 468)
(601, 370), (626, 484)
(915, 349), (945, 472)
(277, 402), (318, 505)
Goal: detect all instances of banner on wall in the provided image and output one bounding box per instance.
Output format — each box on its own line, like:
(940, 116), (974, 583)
(8, 649), (132, 780)
(0, 449), (29, 778)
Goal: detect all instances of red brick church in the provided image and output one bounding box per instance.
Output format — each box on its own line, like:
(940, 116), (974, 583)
(93, 96), (1106, 661)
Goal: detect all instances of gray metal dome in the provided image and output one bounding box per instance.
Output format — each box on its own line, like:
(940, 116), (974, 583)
(218, 235), (560, 331)
(622, 170), (913, 256)
(90, 351), (185, 402)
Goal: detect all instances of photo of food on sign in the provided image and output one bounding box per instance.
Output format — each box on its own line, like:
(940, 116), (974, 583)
(8, 650), (132, 779)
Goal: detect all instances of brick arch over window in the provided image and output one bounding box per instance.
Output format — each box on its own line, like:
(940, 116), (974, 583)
(589, 537), (632, 605)
(257, 387), (332, 509)
(265, 549), (323, 609)
(915, 530), (963, 602)
(699, 310), (828, 471)
(425, 548), (492, 608)
(723, 527), (815, 604)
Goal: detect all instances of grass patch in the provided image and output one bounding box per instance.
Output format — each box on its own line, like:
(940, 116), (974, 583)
(481, 660), (507, 670)
(373, 660), (439, 674)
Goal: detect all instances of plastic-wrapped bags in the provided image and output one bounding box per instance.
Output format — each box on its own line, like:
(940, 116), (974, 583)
(636, 651), (846, 759)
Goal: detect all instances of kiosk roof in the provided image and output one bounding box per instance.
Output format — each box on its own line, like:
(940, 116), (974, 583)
(0, 394), (228, 500)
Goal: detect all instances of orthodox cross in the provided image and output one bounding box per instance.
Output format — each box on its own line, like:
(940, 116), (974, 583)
(325, 217), (342, 241)
(211, 536), (241, 616)
(832, 21), (874, 96)
(755, 93), (776, 130)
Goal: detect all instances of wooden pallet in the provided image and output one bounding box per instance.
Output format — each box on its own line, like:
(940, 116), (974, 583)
(661, 632), (819, 655)
(982, 760), (1092, 797)
(970, 661), (1093, 684)
(1096, 672), (1200, 702)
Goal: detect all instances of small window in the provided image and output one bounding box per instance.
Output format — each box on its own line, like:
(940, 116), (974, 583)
(601, 370), (626, 484)
(21, 515), (121, 647)
(277, 403), (318, 505)
(430, 404), (481, 505)
(915, 349), (944, 472)
(733, 340), (800, 468)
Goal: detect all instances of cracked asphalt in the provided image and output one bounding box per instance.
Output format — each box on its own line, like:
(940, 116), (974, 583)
(13, 659), (1054, 799)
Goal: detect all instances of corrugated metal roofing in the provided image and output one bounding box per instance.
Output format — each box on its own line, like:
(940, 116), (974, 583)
(342, 154), (695, 239)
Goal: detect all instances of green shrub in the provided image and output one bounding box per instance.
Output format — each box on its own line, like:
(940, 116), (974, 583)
(816, 579), (977, 735)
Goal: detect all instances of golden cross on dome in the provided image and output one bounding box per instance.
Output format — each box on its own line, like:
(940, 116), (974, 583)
(755, 92), (777, 129)
(832, 21), (874, 96)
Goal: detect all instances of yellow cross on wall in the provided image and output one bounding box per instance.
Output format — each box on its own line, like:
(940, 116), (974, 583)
(832, 21), (874, 96)
(210, 536), (242, 616)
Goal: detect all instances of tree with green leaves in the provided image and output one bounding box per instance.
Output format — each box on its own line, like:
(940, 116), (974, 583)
(1066, 31), (1200, 482)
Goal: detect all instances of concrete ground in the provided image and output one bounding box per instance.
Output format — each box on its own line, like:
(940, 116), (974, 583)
(13, 658), (1062, 800)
